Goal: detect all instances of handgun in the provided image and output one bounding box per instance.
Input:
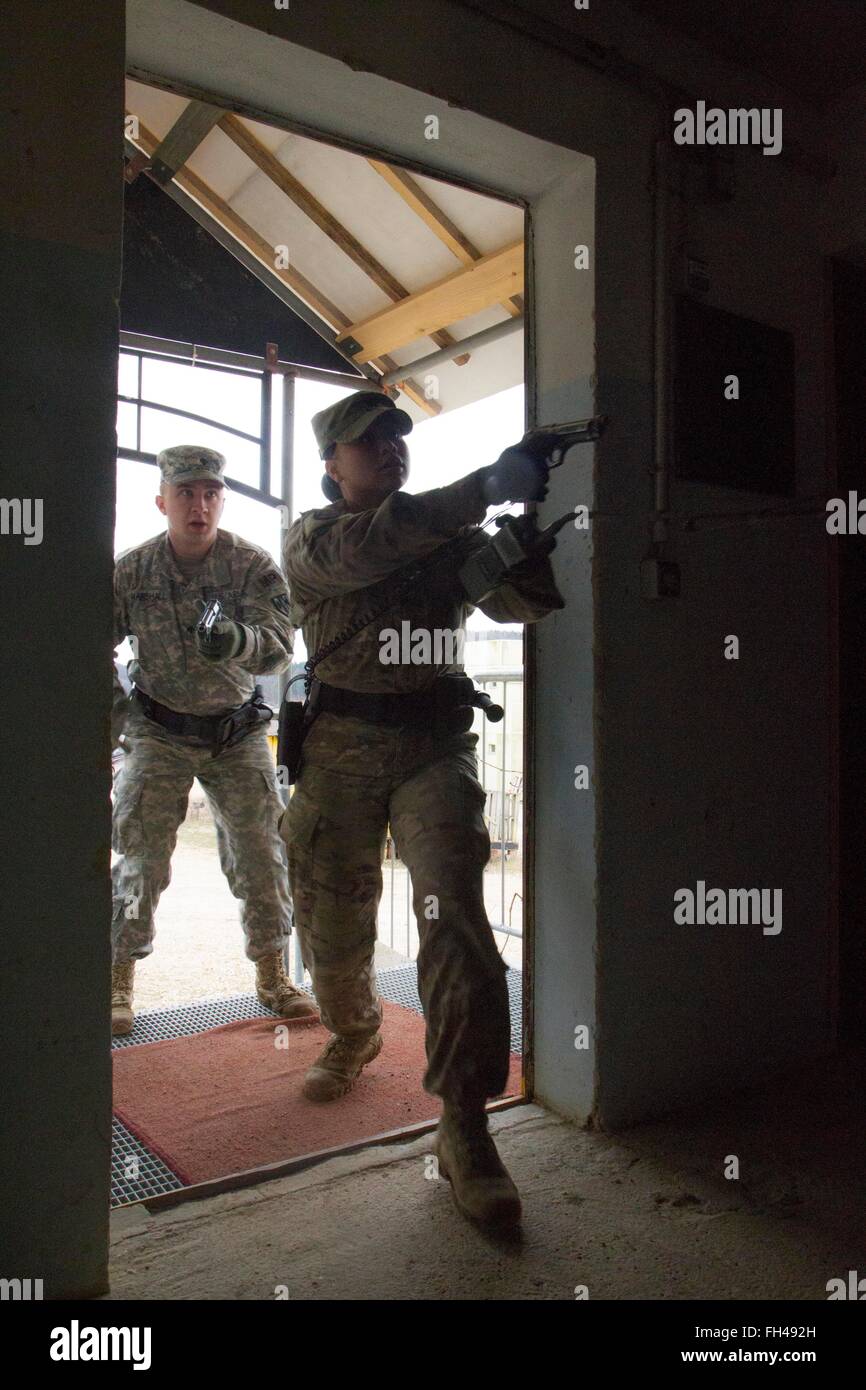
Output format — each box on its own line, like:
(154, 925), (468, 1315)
(458, 416), (608, 604)
(519, 415), (608, 467)
(197, 597), (224, 640)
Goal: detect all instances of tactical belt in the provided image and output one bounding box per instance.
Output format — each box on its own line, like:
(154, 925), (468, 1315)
(133, 687), (271, 754)
(316, 679), (459, 728)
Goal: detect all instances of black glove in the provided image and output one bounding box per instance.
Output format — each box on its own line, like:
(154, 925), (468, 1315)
(481, 445), (550, 505)
(196, 620), (248, 662)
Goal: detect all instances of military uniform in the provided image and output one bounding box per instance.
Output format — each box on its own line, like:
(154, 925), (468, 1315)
(281, 436), (564, 1108)
(112, 477), (295, 968)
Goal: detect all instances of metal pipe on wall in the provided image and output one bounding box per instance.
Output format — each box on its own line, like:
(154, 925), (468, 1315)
(652, 136), (672, 549)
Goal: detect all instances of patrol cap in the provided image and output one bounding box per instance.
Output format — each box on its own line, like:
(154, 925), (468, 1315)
(312, 391), (413, 459)
(157, 445), (227, 487)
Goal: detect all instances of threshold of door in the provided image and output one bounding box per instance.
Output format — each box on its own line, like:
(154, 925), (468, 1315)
(140, 1094), (529, 1213)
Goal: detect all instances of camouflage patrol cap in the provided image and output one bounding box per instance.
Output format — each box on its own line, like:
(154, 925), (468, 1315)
(312, 391), (413, 459)
(157, 444), (227, 486)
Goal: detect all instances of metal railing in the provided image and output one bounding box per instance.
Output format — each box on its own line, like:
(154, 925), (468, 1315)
(377, 670), (524, 963)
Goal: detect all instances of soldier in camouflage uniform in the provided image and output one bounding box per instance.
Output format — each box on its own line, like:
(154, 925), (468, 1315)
(111, 444), (318, 1034)
(281, 392), (563, 1225)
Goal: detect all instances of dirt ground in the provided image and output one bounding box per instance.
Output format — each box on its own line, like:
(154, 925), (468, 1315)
(122, 783), (523, 1012)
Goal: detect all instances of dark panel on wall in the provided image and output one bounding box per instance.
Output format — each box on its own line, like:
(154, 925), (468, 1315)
(674, 296), (796, 495)
(121, 176), (359, 372)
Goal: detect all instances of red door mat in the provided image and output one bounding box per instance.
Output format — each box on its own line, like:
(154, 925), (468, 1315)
(113, 1000), (522, 1186)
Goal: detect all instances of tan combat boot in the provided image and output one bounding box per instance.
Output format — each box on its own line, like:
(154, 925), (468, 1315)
(255, 952), (320, 1020)
(302, 1032), (383, 1102)
(434, 1104), (522, 1227)
(111, 961), (135, 1036)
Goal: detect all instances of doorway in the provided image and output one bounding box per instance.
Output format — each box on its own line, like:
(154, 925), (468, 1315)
(111, 76), (555, 1205)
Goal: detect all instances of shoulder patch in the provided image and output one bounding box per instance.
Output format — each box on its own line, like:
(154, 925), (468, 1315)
(271, 592), (291, 615)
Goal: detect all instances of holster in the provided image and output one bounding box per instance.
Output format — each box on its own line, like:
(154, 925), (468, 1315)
(212, 686), (273, 757)
(277, 680), (322, 784)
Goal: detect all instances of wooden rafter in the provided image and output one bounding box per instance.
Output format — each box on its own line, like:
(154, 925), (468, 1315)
(368, 159), (524, 318)
(124, 115), (440, 417)
(219, 114), (463, 360)
(149, 101), (226, 185)
(336, 241), (523, 362)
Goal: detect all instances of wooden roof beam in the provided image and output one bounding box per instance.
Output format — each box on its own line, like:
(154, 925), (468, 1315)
(148, 101), (226, 186)
(368, 159), (524, 318)
(336, 241), (523, 362)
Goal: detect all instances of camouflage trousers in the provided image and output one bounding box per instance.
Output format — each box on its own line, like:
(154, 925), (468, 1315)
(112, 709), (292, 963)
(279, 712), (510, 1105)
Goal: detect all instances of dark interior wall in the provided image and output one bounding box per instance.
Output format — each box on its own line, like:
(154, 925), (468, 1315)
(592, 140), (837, 1122)
(122, 175), (355, 367)
(834, 258), (866, 1043)
(0, 1), (124, 1295)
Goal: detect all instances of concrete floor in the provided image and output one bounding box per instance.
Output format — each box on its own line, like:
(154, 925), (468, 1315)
(106, 1049), (866, 1301)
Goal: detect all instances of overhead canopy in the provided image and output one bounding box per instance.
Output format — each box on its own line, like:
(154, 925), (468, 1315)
(125, 77), (525, 423)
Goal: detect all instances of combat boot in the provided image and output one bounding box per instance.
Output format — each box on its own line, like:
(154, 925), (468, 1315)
(302, 1032), (383, 1102)
(255, 951), (320, 1020)
(111, 961), (135, 1036)
(434, 1103), (522, 1227)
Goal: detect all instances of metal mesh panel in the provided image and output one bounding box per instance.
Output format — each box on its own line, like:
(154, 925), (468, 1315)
(111, 1116), (184, 1208)
(112, 968), (522, 1051)
(111, 991), (286, 1050)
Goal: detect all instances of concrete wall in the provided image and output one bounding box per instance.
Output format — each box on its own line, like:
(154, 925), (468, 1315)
(0, 2), (124, 1296)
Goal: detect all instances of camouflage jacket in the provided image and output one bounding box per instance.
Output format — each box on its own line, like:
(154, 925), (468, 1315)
(113, 529), (293, 718)
(282, 473), (565, 693)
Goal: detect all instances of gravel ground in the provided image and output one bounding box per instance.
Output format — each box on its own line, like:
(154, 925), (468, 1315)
(123, 783), (523, 1012)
